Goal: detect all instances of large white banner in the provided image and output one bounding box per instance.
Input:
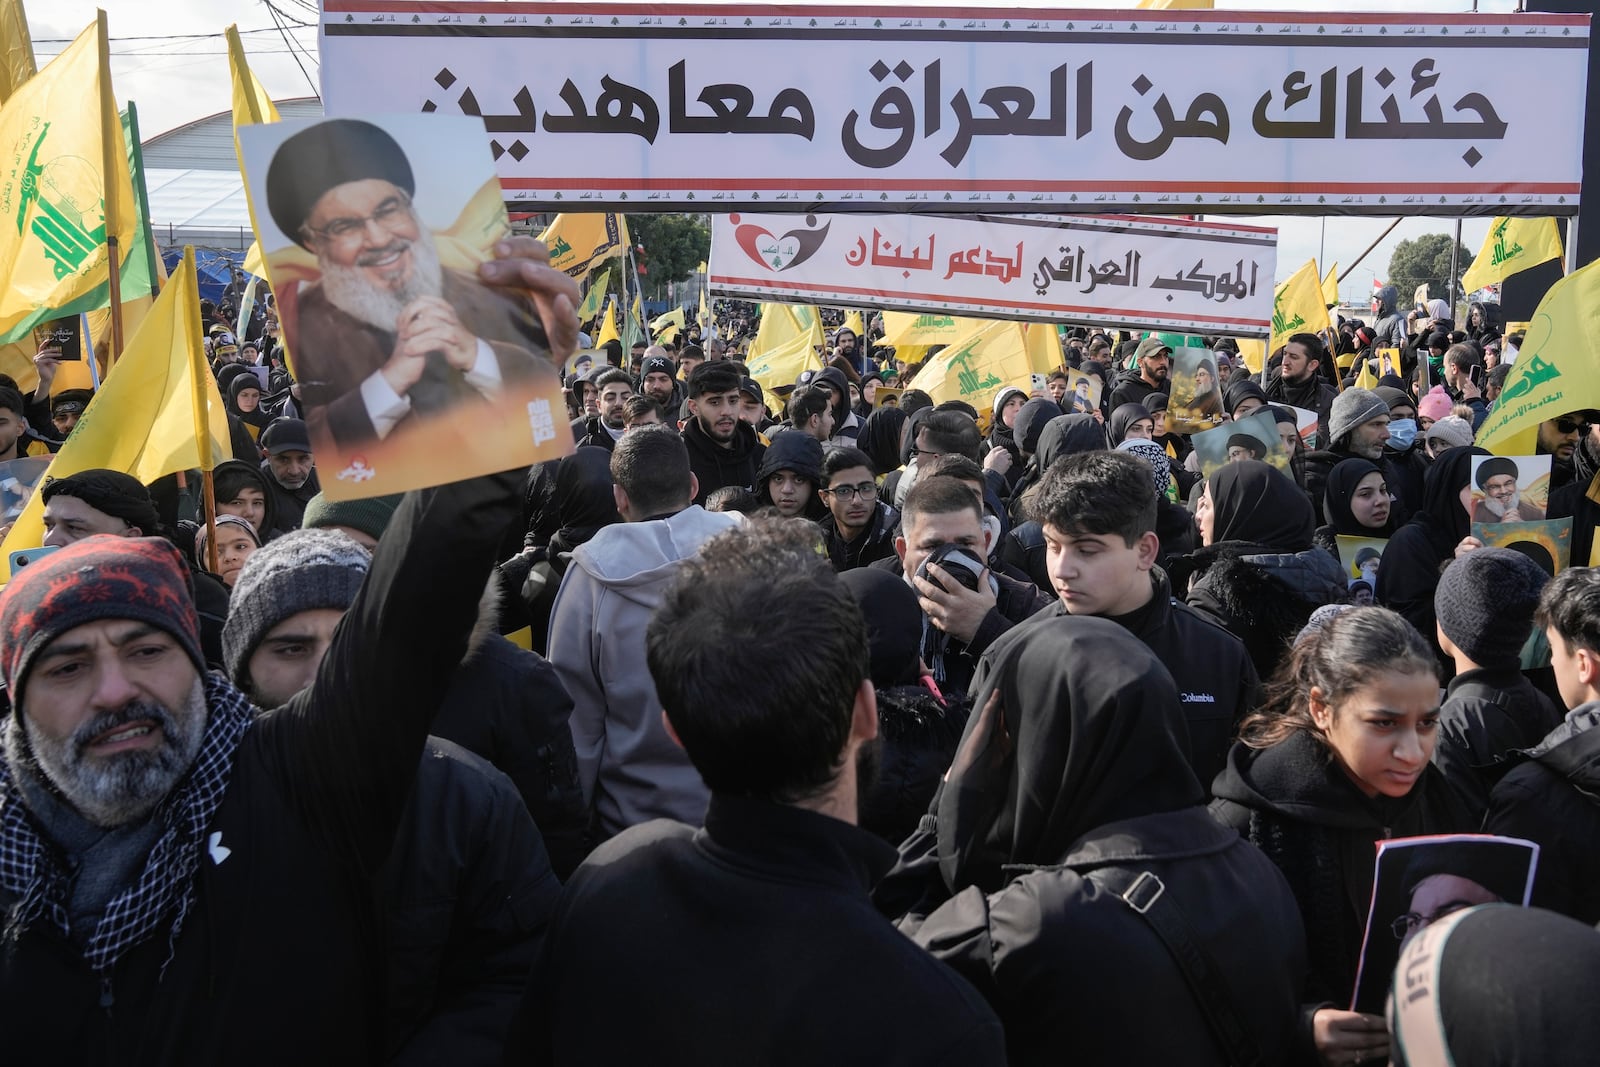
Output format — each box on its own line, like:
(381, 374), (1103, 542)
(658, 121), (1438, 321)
(320, 3), (1587, 216)
(709, 212), (1279, 335)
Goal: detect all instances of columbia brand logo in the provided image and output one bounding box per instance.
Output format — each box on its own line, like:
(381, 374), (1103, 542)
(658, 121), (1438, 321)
(1180, 692), (1216, 703)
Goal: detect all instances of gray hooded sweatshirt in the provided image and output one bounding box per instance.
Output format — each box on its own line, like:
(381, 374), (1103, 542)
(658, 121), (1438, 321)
(549, 505), (742, 839)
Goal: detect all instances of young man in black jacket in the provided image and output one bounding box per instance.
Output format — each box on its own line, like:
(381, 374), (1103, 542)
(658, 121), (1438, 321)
(1487, 566), (1600, 925)
(681, 361), (766, 505)
(818, 446), (898, 571)
(0, 236), (577, 1065)
(1023, 450), (1261, 789)
(511, 518), (1005, 1066)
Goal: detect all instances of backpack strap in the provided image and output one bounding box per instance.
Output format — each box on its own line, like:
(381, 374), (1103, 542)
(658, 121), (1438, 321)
(1088, 867), (1265, 1067)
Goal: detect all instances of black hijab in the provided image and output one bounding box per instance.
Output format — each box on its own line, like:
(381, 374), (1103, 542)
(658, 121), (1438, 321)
(1109, 402), (1155, 446)
(1409, 445), (1490, 555)
(838, 568), (923, 688)
(1322, 458), (1396, 536)
(548, 446), (621, 555)
(937, 614), (1204, 894)
(1012, 398), (1062, 457)
(857, 406), (907, 476)
(1207, 459), (1315, 551)
(1223, 378), (1270, 416)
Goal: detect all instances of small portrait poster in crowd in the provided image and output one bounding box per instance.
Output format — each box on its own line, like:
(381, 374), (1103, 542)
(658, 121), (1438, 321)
(1167, 346), (1227, 434)
(1350, 835), (1537, 1014)
(1469, 455), (1551, 524)
(1192, 409), (1289, 479)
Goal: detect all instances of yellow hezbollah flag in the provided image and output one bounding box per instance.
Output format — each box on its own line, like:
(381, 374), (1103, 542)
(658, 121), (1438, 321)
(538, 213), (624, 281)
(880, 310), (987, 348)
(0, 248), (227, 581)
(746, 303), (823, 392)
(908, 319), (1034, 414)
(843, 309), (866, 338)
(1023, 322), (1063, 375)
(651, 306), (686, 342)
(228, 25), (280, 278)
(0, 0), (36, 105)
(595, 297), (620, 348)
(699, 286), (711, 331)
(1271, 260), (1332, 361)
(1322, 263), (1340, 307)
(1476, 255), (1600, 457)
(0, 15), (136, 345)
(1234, 338), (1266, 376)
(1462, 217), (1565, 294)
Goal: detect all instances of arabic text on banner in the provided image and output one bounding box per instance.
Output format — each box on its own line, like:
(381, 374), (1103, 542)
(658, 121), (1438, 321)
(710, 212), (1277, 336)
(319, 2), (1586, 215)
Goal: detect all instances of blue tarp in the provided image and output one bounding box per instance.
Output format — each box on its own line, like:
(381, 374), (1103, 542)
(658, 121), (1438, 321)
(161, 247), (251, 306)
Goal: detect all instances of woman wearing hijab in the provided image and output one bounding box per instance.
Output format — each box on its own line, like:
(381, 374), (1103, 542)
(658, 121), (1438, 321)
(839, 569), (970, 846)
(985, 387), (1029, 488)
(1211, 608), (1474, 1067)
(879, 616), (1306, 1067)
(1108, 402), (1155, 446)
(193, 512), (262, 589)
(1006, 414), (1109, 526)
(1375, 446), (1490, 662)
(855, 405), (908, 482)
(1313, 457), (1397, 557)
(1116, 438), (1199, 566)
(1175, 460), (1347, 679)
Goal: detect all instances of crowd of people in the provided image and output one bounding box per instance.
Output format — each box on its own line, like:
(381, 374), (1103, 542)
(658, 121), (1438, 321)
(4, 239), (1600, 1066)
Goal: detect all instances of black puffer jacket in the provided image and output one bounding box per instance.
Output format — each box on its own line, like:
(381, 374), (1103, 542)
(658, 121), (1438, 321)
(859, 684), (970, 846)
(1487, 703), (1600, 925)
(1175, 541), (1347, 681)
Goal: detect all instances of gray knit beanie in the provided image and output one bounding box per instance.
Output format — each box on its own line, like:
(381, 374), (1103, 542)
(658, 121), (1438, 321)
(221, 528), (372, 687)
(1328, 388), (1390, 448)
(1434, 548), (1549, 670)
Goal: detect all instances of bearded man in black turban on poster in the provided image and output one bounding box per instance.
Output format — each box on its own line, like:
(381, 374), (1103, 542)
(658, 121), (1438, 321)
(266, 118), (554, 450)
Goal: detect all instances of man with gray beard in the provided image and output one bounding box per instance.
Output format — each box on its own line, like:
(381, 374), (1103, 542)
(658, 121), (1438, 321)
(266, 118), (557, 449)
(0, 237), (578, 1065)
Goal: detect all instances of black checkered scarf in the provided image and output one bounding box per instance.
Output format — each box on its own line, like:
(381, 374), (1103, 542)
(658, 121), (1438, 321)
(0, 672), (255, 973)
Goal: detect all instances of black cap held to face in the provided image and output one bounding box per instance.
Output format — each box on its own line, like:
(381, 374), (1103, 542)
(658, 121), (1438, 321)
(265, 119), (416, 249)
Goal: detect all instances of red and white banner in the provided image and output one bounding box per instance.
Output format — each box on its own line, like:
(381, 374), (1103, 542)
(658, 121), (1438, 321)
(320, 2), (1587, 216)
(710, 212), (1278, 335)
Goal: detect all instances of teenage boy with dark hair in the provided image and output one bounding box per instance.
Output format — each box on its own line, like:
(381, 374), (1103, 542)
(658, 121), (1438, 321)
(513, 519), (1005, 1066)
(1024, 451), (1259, 787)
(818, 446), (898, 572)
(879, 476), (1051, 695)
(787, 387), (836, 442)
(682, 362), (766, 505)
(1487, 567), (1600, 924)
(0, 386), (54, 460)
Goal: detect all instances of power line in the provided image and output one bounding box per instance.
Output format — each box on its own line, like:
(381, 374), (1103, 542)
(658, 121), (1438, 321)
(262, 0), (320, 97)
(34, 26), (303, 44)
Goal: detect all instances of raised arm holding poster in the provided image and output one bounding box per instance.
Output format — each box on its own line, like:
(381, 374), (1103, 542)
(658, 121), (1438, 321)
(236, 114), (571, 498)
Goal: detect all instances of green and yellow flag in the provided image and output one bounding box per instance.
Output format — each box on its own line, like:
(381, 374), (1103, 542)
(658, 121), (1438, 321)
(1476, 256), (1600, 457)
(538, 213), (624, 281)
(1023, 322), (1063, 375)
(227, 24), (280, 278)
(880, 310), (985, 348)
(0, 0), (36, 105)
(0, 14), (136, 347)
(1321, 263), (1340, 307)
(1462, 217), (1564, 294)
(907, 319), (1035, 414)
(651, 306), (686, 343)
(0, 248), (228, 580)
(577, 265), (610, 322)
(1270, 260), (1333, 360)
(746, 303), (824, 393)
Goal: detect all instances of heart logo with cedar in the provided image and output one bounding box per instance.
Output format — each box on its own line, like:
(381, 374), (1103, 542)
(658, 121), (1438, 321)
(730, 214), (830, 273)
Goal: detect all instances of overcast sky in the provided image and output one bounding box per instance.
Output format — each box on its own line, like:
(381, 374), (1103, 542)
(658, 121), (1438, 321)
(36, 0), (1518, 297)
